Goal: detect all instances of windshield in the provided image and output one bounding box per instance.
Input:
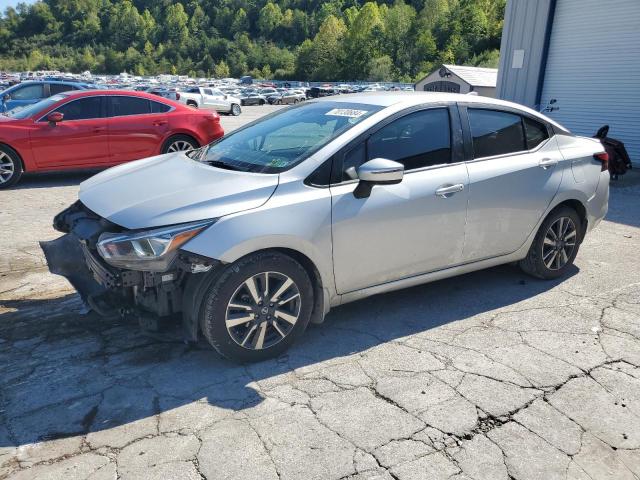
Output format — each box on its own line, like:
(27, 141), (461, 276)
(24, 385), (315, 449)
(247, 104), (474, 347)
(5, 94), (68, 119)
(197, 101), (382, 173)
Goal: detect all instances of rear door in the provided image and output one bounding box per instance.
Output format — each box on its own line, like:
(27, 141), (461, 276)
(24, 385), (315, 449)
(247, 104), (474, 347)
(461, 106), (563, 261)
(106, 95), (169, 164)
(29, 95), (109, 168)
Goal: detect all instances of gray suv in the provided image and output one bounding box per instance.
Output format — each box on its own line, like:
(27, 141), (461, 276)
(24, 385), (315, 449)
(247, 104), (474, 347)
(43, 93), (609, 362)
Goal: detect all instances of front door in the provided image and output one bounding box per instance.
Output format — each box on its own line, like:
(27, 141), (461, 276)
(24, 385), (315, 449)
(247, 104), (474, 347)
(462, 107), (563, 261)
(331, 106), (469, 293)
(106, 95), (168, 164)
(29, 95), (109, 168)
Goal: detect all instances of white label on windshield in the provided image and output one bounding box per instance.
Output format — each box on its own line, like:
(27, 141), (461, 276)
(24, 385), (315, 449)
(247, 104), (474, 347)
(325, 108), (368, 118)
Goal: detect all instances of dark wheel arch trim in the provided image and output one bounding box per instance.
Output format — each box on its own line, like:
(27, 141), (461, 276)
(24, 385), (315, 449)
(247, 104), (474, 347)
(0, 142), (25, 171)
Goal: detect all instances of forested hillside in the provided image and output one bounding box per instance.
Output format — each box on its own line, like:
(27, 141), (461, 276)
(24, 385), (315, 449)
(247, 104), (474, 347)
(0, 0), (505, 81)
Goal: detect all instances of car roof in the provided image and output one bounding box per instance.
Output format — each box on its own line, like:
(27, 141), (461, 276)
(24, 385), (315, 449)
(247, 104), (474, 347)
(317, 91), (565, 130)
(59, 89), (178, 102)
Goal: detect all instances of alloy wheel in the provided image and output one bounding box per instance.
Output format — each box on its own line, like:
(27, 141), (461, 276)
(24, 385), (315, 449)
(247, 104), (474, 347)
(232, 104), (241, 116)
(225, 271), (301, 350)
(0, 151), (14, 184)
(542, 216), (577, 270)
(167, 140), (194, 152)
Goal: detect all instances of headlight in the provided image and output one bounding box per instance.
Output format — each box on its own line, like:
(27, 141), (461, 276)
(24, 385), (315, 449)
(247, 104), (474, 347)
(97, 220), (213, 272)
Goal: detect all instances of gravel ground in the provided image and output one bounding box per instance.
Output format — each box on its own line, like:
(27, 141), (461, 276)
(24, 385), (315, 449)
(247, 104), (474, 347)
(1, 105), (640, 480)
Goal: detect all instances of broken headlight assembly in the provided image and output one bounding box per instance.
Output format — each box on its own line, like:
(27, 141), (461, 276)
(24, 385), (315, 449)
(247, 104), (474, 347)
(96, 220), (214, 272)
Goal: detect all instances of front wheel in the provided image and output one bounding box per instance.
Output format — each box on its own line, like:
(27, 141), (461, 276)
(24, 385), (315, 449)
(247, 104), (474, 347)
(519, 206), (582, 279)
(230, 104), (241, 116)
(161, 134), (199, 154)
(0, 145), (23, 189)
(200, 251), (314, 362)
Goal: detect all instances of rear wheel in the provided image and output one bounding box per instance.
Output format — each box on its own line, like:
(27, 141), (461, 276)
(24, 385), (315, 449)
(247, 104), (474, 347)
(230, 104), (241, 116)
(0, 145), (23, 189)
(200, 251), (314, 362)
(520, 206), (582, 279)
(161, 134), (199, 154)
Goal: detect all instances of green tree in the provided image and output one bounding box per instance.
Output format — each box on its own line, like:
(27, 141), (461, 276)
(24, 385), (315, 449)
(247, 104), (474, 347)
(257, 3), (283, 38)
(214, 59), (230, 77)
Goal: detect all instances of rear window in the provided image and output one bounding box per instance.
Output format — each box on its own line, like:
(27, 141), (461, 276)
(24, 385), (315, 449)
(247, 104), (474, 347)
(468, 109), (526, 158)
(150, 100), (171, 113)
(110, 96), (150, 116)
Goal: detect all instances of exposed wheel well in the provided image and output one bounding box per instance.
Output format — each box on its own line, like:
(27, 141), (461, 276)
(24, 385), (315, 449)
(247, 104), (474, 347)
(551, 199), (588, 241)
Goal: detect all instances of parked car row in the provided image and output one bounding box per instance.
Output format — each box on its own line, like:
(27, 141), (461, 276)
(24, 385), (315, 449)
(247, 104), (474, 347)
(0, 90), (224, 188)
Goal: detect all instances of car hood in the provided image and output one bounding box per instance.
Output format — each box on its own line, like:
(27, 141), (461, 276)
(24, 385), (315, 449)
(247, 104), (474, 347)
(79, 153), (279, 229)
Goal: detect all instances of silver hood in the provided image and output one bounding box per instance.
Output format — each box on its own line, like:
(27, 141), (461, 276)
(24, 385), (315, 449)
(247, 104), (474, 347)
(79, 153), (279, 229)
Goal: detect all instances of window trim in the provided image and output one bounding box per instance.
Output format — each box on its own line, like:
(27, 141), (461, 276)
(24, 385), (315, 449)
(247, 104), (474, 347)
(106, 95), (175, 118)
(324, 103), (464, 187)
(37, 95), (174, 122)
(459, 103), (555, 163)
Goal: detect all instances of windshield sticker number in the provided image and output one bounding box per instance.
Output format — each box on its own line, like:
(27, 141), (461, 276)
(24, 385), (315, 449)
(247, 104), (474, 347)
(325, 108), (368, 118)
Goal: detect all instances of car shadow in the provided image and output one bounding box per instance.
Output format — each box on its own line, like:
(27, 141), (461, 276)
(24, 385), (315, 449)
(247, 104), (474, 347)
(10, 170), (98, 189)
(0, 263), (577, 447)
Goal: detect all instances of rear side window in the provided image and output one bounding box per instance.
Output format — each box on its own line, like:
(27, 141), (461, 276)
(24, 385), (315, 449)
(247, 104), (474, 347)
(468, 109), (526, 158)
(110, 96), (150, 116)
(11, 84), (44, 100)
(49, 83), (77, 95)
(55, 97), (103, 121)
(524, 117), (549, 150)
(150, 100), (171, 113)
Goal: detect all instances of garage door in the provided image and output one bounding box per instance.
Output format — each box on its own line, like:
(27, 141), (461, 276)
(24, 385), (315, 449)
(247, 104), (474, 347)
(540, 0), (640, 163)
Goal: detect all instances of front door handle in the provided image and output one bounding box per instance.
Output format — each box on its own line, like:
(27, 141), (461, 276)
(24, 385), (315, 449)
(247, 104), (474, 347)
(539, 158), (558, 169)
(435, 183), (465, 197)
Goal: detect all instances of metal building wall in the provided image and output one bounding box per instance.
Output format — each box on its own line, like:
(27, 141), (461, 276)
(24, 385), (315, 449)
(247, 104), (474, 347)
(496, 0), (554, 108)
(540, 0), (640, 161)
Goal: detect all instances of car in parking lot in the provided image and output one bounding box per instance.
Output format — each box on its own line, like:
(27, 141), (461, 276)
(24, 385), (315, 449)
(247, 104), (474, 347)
(0, 80), (94, 112)
(178, 86), (242, 116)
(267, 91), (305, 105)
(0, 90), (223, 188)
(239, 91), (267, 106)
(43, 92), (609, 362)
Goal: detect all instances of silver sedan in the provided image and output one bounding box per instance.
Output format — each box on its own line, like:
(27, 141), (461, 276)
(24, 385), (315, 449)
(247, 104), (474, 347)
(44, 92), (609, 362)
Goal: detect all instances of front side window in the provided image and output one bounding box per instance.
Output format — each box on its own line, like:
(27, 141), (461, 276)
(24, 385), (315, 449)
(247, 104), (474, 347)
(7, 94), (68, 119)
(10, 84), (44, 100)
(342, 108), (452, 180)
(468, 109), (526, 158)
(203, 89), (213, 96)
(54, 96), (103, 121)
(197, 101), (382, 173)
(109, 96), (150, 116)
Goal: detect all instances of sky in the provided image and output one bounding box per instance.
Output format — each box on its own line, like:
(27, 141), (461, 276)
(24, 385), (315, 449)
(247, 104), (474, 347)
(0, 0), (37, 11)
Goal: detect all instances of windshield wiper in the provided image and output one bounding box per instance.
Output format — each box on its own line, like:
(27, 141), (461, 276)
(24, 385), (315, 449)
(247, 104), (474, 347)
(206, 160), (243, 171)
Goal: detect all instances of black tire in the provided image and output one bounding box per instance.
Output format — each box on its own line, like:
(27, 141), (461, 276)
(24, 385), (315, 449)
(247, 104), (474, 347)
(186, 101), (198, 108)
(0, 144), (23, 189)
(161, 134), (199, 154)
(230, 104), (241, 116)
(240, 100), (246, 106)
(259, 100), (265, 105)
(519, 206), (583, 280)
(200, 251), (314, 363)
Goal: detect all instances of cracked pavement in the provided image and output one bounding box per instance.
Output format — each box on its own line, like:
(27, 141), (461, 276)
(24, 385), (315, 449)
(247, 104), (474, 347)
(1, 109), (640, 479)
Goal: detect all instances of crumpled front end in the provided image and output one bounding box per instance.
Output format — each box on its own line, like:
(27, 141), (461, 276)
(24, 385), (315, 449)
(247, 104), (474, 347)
(41, 201), (219, 339)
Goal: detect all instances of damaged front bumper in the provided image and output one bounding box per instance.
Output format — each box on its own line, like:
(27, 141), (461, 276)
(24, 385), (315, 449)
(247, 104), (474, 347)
(41, 201), (219, 340)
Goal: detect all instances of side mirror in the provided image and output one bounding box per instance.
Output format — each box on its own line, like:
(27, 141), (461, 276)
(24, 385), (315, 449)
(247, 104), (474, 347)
(354, 158), (404, 199)
(47, 111), (64, 124)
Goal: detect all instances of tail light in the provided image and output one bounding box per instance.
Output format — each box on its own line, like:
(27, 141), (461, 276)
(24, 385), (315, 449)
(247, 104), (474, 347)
(175, 93), (180, 100)
(594, 152), (609, 172)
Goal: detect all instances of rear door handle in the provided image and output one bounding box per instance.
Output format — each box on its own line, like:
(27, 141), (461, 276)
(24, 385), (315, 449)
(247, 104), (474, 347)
(93, 127), (106, 133)
(435, 183), (465, 197)
(539, 158), (558, 169)
(153, 121), (167, 126)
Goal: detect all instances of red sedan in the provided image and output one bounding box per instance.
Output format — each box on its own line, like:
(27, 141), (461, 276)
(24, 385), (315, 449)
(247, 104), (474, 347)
(0, 90), (224, 188)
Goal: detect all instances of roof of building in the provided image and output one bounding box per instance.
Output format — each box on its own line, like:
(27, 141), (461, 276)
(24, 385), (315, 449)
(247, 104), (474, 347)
(442, 64), (498, 87)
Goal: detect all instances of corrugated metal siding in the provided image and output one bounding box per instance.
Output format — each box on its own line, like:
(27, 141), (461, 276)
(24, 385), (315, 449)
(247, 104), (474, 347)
(541, 0), (640, 162)
(496, 0), (553, 106)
